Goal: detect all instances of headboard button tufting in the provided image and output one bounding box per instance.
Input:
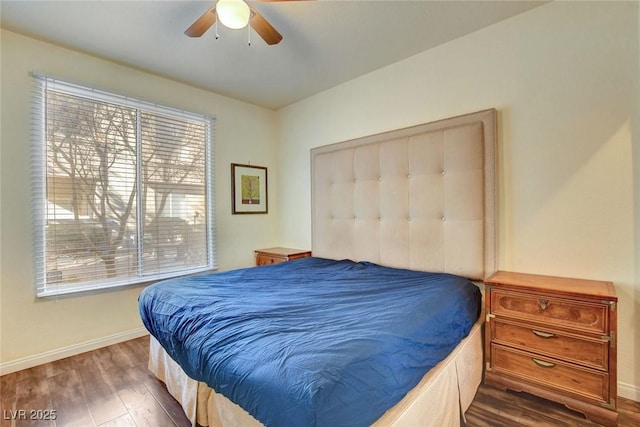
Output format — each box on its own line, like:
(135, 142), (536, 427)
(311, 108), (497, 280)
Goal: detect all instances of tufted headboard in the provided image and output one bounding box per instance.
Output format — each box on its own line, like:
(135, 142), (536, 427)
(311, 109), (497, 281)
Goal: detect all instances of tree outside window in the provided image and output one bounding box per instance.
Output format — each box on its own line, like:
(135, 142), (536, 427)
(35, 77), (214, 296)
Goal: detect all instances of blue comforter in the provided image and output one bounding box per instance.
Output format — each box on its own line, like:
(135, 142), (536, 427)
(139, 257), (481, 427)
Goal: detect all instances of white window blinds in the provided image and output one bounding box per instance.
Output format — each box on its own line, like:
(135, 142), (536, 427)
(32, 74), (216, 297)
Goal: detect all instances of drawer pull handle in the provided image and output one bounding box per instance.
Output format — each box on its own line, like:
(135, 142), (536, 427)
(532, 330), (555, 339)
(539, 299), (549, 310)
(532, 358), (555, 368)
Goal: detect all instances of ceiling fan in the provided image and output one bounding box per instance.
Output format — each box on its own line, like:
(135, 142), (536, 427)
(185, 0), (311, 46)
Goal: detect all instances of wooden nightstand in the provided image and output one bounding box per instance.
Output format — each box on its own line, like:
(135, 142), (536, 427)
(255, 247), (312, 266)
(484, 271), (618, 426)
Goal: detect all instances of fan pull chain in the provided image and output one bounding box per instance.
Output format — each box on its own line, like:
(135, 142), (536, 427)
(215, 20), (219, 40)
(248, 25), (251, 46)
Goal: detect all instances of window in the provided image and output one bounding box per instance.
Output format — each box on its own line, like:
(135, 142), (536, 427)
(32, 74), (216, 297)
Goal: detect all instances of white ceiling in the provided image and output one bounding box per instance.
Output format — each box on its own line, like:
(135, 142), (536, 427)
(0, 0), (546, 110)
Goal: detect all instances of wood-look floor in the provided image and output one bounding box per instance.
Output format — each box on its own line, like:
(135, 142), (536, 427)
(0, 337), (190, 427)
(1, 336), (639, 427)
(465, 384), (640, 427)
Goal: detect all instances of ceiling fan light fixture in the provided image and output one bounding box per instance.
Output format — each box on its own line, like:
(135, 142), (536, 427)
(217, 0), (251, 30)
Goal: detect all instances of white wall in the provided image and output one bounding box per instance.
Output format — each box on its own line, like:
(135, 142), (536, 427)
(633, 0), (640, 404)
(0, 30), (279, 368)
(277, 2), (640, 398)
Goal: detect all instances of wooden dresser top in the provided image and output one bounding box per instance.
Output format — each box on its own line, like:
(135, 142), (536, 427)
(485, 271), (617, 301)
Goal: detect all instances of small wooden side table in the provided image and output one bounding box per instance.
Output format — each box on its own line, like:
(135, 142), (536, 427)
(255, 247), (312, 266)
(484, 270), (618, 426)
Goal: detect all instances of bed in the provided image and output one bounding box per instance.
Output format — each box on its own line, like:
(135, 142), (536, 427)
(139, 108), (498, 427)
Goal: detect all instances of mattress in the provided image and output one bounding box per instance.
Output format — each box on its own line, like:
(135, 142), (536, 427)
(139, 257), (481, 427)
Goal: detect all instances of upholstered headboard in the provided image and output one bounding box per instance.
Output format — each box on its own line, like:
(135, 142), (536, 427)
(311, 109), (497, 281)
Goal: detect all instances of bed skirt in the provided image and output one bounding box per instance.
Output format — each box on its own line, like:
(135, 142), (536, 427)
(148, 318), (484, 427)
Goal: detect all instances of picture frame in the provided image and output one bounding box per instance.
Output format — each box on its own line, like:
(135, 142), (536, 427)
(231, 163), (268, 214)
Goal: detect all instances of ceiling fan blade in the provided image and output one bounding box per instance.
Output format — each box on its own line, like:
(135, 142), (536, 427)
(254, 0), (314, 2)
(249, 8), (282, 45)
(249, 7), (283, 45)
(185, 6), (217, 37)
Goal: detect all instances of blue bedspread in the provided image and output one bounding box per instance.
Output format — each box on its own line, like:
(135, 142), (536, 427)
(139, 257), (481, 427)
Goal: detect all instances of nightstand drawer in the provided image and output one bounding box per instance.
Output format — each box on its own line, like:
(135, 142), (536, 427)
(491, 344), (609, 404)
(490, 289), (608, 334)
(256, 254), (286, 266)
(491, 318), (608, 370)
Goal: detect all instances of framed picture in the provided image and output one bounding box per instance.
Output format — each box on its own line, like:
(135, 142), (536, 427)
(231, 163), (268, 214)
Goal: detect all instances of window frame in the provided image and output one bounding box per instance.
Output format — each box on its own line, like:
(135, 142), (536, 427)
(32, 73), (217, 297)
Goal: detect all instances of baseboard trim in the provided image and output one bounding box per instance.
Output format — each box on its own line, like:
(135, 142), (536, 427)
(0, 327), (149, 376)
(618, 381), (640, 402)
